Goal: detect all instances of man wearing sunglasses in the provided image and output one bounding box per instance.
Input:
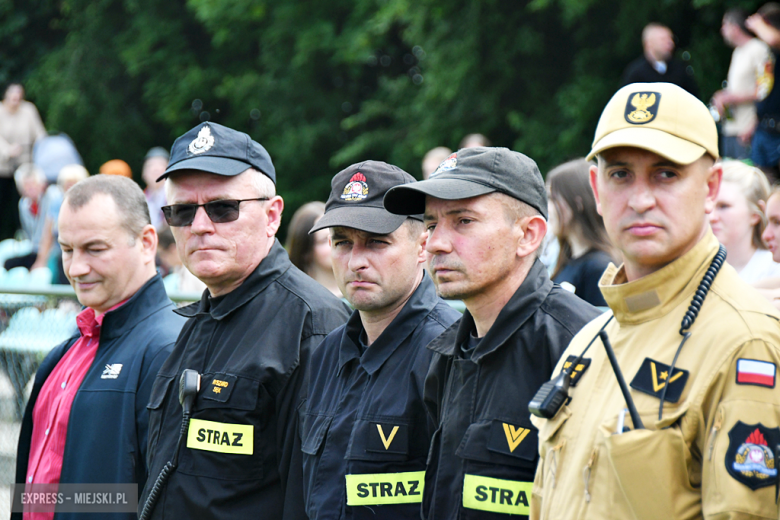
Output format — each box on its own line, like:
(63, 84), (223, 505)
(139, 122), (350, 520)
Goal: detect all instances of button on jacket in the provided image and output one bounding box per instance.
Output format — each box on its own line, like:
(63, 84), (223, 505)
(531, 233), (780, 520)
(140, 240), (350, 520)
(14, 274), (185, 520)
(422, 259), (600, 520)
(300, 273), (460, 519)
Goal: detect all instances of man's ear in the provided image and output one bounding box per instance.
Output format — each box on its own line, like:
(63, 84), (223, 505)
(589, 164), (603, 216)
(704, 162), (723, 215)
(416, 227), (428, 265)
(139, 224), (158, 265)
(265, 196), (285, 237)
(517, 215), (547, 259)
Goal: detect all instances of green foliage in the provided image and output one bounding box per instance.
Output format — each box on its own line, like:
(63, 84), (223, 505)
(0, 0), (768, 239)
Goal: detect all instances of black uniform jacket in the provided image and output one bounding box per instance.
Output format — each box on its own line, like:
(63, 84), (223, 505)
(422, 259), (600, 520)
(300, 273), (460, 519)
(620, 56), (699, 98)
(140, 240), (350, 520)
(14, 274), (185, 520)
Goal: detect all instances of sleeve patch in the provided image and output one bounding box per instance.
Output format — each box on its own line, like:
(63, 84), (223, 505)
(736, 359), (776, 388)
(726, 421), (780, 490)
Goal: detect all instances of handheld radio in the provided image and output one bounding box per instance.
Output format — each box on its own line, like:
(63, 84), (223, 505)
(138, 369), (200, 520)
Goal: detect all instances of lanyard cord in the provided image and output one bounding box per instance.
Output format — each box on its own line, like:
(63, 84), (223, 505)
(657, 245), (727, 420)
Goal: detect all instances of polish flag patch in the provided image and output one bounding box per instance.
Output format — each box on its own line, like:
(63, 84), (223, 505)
(736, 359), (776, 388)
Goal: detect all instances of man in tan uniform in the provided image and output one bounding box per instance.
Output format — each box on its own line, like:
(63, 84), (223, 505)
(530, 82), (780, 520)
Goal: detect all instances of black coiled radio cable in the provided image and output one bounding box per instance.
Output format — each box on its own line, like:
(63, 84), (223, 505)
(657, 244), (727, 420)
(138, 369), (200, 520)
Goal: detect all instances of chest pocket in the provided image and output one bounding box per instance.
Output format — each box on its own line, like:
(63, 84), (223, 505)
(300, 412), (334, 518)
(534, 406), (571, 520)
(194, 372), (258, 412)
(455, 418), (538, 519)
(146, 374), (176, 467)
(457, 418), (539, 467)
(177, 373), (262, 481)
(301, 413), (333, 456)
(347, 417), (411, 462)
(599, 406), (698, 520)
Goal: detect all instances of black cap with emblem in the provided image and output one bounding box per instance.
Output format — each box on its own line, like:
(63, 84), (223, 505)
(383, 147), (547, 219)
(309, 160), (422, 235)
(156, 122), (276, 183)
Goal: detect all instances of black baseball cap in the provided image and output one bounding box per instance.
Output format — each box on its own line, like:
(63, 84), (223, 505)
(157, 122), (276, 183)
(383, 147), (547, 219)
(310, 161), (423, 235)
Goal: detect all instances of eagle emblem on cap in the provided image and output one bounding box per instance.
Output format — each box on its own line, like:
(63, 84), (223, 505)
(733, 428), (776, 479)
(188, 125), (215, 155)
(341, 172), (369, 201)
(625, 92), (660, 124)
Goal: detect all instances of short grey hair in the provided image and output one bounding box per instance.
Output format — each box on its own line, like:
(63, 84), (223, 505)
(248, 168), (276, 198)
(64, 174), (151, 241)
(165, 167), (276, 201)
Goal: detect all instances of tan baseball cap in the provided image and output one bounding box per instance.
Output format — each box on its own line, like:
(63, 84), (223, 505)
(587, 82), (719, 165)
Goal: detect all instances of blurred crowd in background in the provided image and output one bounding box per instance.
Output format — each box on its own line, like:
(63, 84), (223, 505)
(5, 6), (780, 311)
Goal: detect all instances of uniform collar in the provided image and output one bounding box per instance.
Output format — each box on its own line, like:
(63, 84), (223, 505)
(99, 273), (172, 339)
(338, 272), (439, 375)
(176, 239), (290, 320)
(600, 231), (719, 325)
(427, 259), (553, 362)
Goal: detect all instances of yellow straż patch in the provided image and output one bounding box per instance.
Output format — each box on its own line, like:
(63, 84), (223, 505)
(186, 418), (253, 455)
(345, 471), (425, 506)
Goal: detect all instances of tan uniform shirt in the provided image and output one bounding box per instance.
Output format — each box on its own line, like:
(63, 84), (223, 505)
(0, 100), (46, 177)
(531, 232), (780, 520)
(723, 38), (772, 136)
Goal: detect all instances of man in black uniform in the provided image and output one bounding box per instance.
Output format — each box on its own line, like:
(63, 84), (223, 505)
(139, 122), (350, 520)
(621, 23), (699, 98)
(384, 147), (600, 519)
(300, 161), (461, 519)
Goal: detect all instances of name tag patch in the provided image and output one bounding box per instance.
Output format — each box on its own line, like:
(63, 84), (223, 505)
(202, 373), (237, 403)
(186, 418), (253, 455)
(630, 357), (689, 402)
(462, 474), (532, 515)
(562, 356), (591, 387)
(345, 471), (424, 506)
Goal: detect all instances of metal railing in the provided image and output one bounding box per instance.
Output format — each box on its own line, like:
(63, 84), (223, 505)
(0, 283), (464, 512)
(0, 284), (202, 499)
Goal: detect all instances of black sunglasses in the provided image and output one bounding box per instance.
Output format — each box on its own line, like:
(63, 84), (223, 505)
(162, 198), (269, 226)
